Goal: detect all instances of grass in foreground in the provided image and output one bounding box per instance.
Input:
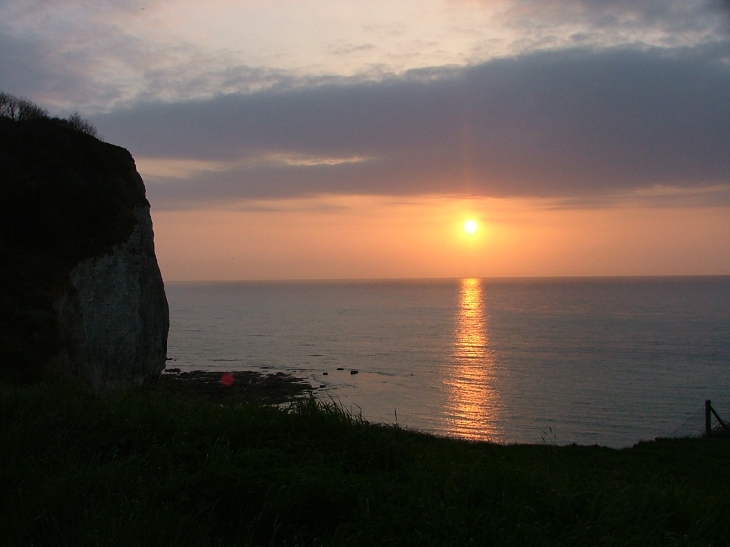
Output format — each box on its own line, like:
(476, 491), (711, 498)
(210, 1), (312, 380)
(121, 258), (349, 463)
(1, 383), (729, 546)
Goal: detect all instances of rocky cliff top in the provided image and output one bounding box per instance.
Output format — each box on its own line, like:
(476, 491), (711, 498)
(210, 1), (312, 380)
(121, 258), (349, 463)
(0, 116), (148, 263)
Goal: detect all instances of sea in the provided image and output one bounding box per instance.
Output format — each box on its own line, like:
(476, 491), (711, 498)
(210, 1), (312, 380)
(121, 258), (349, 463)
(165, 277), (730, 448)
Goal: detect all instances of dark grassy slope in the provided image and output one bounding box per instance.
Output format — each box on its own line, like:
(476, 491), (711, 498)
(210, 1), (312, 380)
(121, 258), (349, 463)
(0, 118), (149, 382)
(1, 383), (728, 546)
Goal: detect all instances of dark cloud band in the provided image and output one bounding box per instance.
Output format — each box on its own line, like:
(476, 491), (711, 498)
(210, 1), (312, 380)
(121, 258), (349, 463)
(95, 45), (730, 207)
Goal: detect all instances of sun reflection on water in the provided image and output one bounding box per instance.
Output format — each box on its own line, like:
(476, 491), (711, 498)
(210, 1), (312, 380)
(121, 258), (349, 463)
(442, 278), (501, 441)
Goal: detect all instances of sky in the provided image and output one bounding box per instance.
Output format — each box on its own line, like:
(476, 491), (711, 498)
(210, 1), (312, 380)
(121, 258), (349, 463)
(2, 0), (730, 280)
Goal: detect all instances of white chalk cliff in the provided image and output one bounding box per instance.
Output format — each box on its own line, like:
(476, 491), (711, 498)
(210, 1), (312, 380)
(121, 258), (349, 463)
(52, 206), (169, 388)
(0, 114), (169, 387)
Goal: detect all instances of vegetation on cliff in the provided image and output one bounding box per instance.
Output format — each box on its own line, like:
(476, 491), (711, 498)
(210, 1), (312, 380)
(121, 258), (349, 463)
(0, 94), (150, 382)
(1, 382), (729, 546)
(0, 92), (98, 136)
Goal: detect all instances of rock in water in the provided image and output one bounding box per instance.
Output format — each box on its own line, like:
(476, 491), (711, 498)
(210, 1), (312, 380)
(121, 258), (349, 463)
(0, 114), (169, 388)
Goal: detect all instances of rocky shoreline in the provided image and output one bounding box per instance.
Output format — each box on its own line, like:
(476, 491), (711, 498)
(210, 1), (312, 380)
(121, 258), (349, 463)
(155, 369), (313, 404)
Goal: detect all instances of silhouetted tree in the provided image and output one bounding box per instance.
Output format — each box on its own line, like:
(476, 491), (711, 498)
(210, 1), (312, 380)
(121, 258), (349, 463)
(0, 92), (99, 139)
(0, 92), (20, 120)
(0, 93), (48, 121)
(65, 112), (98, 138)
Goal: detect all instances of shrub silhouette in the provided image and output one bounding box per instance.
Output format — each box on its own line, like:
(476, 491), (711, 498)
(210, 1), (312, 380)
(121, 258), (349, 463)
(0, 92), (98, 137)
(64, 112), (98, 137)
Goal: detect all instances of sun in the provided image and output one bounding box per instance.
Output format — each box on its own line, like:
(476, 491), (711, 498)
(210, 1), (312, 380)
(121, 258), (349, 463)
(463, 219), (478, 234)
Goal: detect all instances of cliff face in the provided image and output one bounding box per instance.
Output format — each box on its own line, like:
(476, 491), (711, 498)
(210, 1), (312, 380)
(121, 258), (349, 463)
(52, 206), (169, 388)
(0, 116), (169, 387)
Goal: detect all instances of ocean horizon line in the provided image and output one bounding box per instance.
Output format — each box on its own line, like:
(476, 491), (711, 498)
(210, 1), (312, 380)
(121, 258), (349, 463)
(165, 274), (730, 285)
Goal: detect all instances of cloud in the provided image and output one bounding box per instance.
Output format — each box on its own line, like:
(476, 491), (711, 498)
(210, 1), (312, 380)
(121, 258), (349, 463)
(0, 0), (306, 111)
(3, 0), (728, 209)
(498, 0), (727, 31)
(93, 45), (730, 208)
(0, 22), (132, 109)
(3, 0), (729, 112)
(466, 0), (730, 61)
(0, 0), (410, 112)
(0, 1), (151, 109)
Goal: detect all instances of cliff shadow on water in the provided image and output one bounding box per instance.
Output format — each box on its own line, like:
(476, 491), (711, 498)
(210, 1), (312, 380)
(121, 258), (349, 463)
(0, 94), (169, 388)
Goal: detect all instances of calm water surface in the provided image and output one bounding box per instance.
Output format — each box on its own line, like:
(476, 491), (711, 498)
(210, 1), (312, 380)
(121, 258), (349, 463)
(165, 277), (730, 448)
